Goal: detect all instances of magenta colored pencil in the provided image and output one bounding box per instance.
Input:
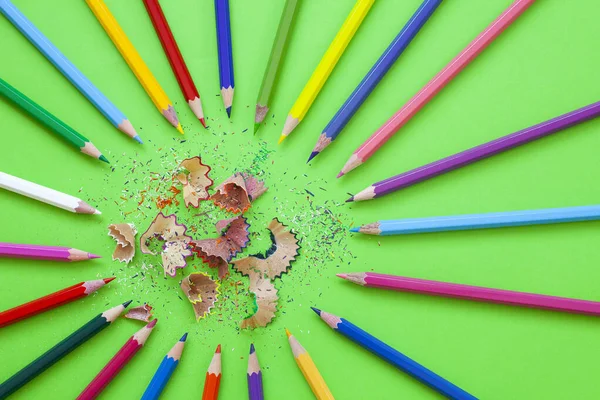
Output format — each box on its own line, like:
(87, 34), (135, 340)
(0, 242), (100, 262)
(77, 320), (157, 400)
(338, 272), (600, 316)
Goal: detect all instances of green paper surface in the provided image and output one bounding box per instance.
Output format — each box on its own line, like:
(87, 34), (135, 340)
(1, 0), (600, 399)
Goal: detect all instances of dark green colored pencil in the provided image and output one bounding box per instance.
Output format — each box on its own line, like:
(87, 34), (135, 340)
(0, 301), (130, 398)
(0, 77), (108, 163)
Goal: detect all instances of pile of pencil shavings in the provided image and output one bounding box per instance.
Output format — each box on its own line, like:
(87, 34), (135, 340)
(136, 156), (300, 329)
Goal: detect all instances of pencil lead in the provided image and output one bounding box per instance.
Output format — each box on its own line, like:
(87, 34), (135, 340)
(226, 107), (232, 118)
(345, 196), (354, 203)
(216, 344), (221, 353)
(336, 171), (344, 179)
(336, 273), (348, 279)
(254, 123), (260, 135)
(99, 155), (110, 163)
(93, 209), (102, 215)
(133, 135), (144, 144)
(123, 300), (133, 308)
(180, 333), (188, 342)
(176, 124), (185, 135)
(103, 277), (115, 284)
(199, 118), (207, 128)
(285, 328), (292, 338)
(147, 319), (158, 328)
(89, 253), (102, 259)
(349, 227), (359, 232)
(307, 152), (318, 163)
(310, 307), (321, 316)
(250, 343), (255, 354)
(278, 135), (286, 145)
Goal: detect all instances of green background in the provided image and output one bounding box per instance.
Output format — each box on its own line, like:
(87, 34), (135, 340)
(1, 0), (599, 398)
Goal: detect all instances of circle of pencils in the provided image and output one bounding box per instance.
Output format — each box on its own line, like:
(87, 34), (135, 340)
(247, 344), (264, 400)
(141, 333), (187, 400)
(201, 344), (222, 400)
(0, 301), (130, 399)
(0, 277), (114, 328)
(0, 242), (100, 262)
(214, 0), (234, 118)
(77, 319), (158, 400)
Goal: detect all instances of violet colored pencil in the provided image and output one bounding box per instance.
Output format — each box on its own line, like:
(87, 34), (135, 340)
(0, 242), (100, 262)
(77, 319), (158, 400)
(215, 0), (234, 118)
(348, 100), (600, 202)
(247, 344), (264, 400)
(339, 272), (600, 316)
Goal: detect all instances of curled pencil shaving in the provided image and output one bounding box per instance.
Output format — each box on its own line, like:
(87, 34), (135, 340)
(191, 216), (250, 279)
(210, 173), (267, 214)
(175, 156), (213, 208)
(108, 223), (137, 263)
(241, 278), (278, 329)
(180, 272), (220, 320)
(140, 212), (192, 277)
(123, 303), (153, 322)
(232, 218), (299, 280)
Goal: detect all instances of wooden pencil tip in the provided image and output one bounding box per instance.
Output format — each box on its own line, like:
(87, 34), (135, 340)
(278, 135), (286, 145)
(307, 152), (318, 163)
(99, 155), (110, 163)
(123, 300), (133, 308)
(147, 319), (158, 328)
(336, 171), (345, 179)
(250, 343), (255, 354)
(226, 107), (232, 118)
(103, 277), (115, 284)
(200, 118), (207, 128)
(310, 307), (321, 316)
(133, 135), (144, 144)
(349, 227), (359, 232)
(285, 328), (292, 338)
(254, 123), (260, 135)
(94, 209), (102, 215)
(336, 273), (347, 280)
(180, 333), (188, 342)
(345, 196), (354, 203)
(177, 124), (185, 134)
(216, 344), (221, 353)
(89, 253), (102, 259)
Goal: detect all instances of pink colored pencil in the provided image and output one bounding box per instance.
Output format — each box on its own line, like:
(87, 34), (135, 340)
(338, 0), (536, 177)
(338, 272), (600, 316)
(0, 242), (100, 262)
(77, 319), (158, 400)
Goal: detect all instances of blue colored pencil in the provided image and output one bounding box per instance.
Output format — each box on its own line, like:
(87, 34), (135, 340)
(307, 0), (442, 162)
(351, 204), (600, 236)
(247, 344), (264, 400)
(141, 333), (187, 400)
(0, 0), (141, 143)
(214, 0), (234, 118)
(311, 308), (478, 400)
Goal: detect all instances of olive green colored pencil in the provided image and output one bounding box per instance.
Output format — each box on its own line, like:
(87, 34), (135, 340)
(0, 77), (108, 163)
(254, 0), (299, 134)
(0, 301), (130, 398)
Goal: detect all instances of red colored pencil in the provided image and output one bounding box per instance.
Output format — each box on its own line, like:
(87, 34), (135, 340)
(202, 344), (222, 400)
(142, 0), (206, 127)
(0, 278), (114, 328)
(77, 319), (158, 400)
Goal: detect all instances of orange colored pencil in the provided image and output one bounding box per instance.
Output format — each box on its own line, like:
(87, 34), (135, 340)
(202, 344), (222, 400)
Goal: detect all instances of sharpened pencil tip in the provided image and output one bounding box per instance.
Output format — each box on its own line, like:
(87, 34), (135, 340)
(254, 123), (260, 135)
(285, 328), (291, 338)
(216, 344), (221, 353)
(336, 273), (348, 279)
(336, 172), (344, 179)
(180, 333), (188, 342)
(349, 227), (359, 232)
(99, 155), (110, 163)
(176, 124), (185, 134)
(123, 300), (133, 308)
(89, 253), (102, 259)
(103, 277), (116, 284)
(147, 319), (158, 328)
(346, 196), (354, 203)
(94, 209), (102, 215)
(200, 118), (207, 128)
(133, 135), (144, 144)
(226, 107), (232, 118)
(310, 307), (321, 315)
(278, 135), (286, 145)
(307, 152), (318, 163)
(250, 343), (255, 354)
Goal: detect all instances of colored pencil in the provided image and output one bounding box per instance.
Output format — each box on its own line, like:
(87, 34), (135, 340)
(0, 301), (130, 398)
(0, 278), (114, 328)
(86, 0), (183, 134)
(77, 319), (158, 400)
(247, 344), (264, 400)
(141, 333), (188, 400)
(0, 0), (140, 143)
(279, 0), (374, 143)
(0, 242), (100, 262)
(351, 204), (600, 235)
(348, 100), (600, 202)
(0, 77), (108, 163)
(308, 0), (442, 162)
(338, 272), (600, 316)
(254, 0), (299, 134)
(0, 172), (101, 214)
(338, 0), (535, 177)
(311, 308), (477, 400)
(142, 0), (206, 128)
(214, 0), (234, 118)
(202, 344), (222, 400)
(285, 329), (334, 400)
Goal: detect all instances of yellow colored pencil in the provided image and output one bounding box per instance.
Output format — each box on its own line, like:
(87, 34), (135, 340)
(286, 329), (335, 400)
(279, 0), (374, 143)
(86, 0), (184, 134)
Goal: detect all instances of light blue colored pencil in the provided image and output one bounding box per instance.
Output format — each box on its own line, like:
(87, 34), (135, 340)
(351, 205), (600, 236)
(141, 333), (187, 400)
(0, 0), (141, 143)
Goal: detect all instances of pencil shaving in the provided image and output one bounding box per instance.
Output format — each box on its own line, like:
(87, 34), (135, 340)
(232, 218), (299, 280)
(180, 272), (220, 320)
(124, 303), (153, 322)
(140, 212), (192, 277)
(108, 223), (137, 263)
(210, 173), (267, 213)
(241, 277), (278, 329)
(175, 156), (213, 208)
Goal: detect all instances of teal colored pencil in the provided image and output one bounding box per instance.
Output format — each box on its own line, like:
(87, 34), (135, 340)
(141, 333), (187, 400)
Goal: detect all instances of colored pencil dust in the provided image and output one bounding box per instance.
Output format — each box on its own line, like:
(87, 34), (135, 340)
(143, 0), (206, 127)
(286, 329), (334, 400)
(0, 301), (130, 398)
(308, 0), (442, 162)
(338, 0), (536, 176)
(0, 278), (114, 328)
(247, 344), (264, 400)
(338, 272), (600, 317)
(279, 0), (374, 143)
(202, 344), (222, 400)
(86, 0), (183, 134)
(0, 242), (100, 262)
(0, 0), (140, 142)
(214, 0), (234, 118)
(254, 0), (299, 134)
(141, 333), (187, 400)
(77, 319), (158, 400)
(348, 100), (600, 202)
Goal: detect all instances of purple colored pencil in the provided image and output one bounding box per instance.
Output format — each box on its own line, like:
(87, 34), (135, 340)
(338, 272), (600, 316)
(348, 101), (600, 202)
(214, 0), (234, 118)
(247, 344), (264, 400)
(0, 242), (100, 262)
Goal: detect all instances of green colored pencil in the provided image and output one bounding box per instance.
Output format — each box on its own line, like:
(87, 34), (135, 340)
(0, 77), (108, 163)
(254, 0), (299, 134)
(0, 301), (130, 398)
